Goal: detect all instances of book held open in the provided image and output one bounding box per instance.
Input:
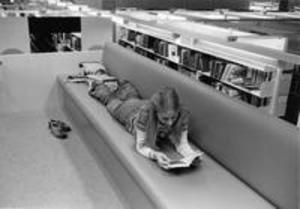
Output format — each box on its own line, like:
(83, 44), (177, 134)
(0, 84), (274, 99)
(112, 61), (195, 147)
(158, 140), (204, 170)
(166, 152), (203, 169)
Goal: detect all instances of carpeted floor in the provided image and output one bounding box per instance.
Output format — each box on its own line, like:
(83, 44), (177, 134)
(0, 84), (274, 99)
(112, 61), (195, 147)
(0, 110), (127, 209)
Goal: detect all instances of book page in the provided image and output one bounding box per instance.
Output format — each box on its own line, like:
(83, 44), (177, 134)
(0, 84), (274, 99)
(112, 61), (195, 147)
(158, 140), (203, 169)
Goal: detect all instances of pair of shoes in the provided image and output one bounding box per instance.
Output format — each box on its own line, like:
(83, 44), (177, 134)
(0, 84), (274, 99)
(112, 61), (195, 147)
(48, 119), (72, 139)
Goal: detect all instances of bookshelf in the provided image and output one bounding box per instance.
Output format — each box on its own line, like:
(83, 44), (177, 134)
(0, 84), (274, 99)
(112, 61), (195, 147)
(51, 32), (81, 52)
(113, 15), (295, 116)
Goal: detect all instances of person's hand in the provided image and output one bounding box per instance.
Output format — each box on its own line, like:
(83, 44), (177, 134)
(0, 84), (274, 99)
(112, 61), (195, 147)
(154, 152), (170, 168)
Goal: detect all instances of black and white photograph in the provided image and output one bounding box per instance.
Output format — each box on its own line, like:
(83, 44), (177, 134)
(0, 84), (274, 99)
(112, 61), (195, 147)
(0, 0), (299, 209)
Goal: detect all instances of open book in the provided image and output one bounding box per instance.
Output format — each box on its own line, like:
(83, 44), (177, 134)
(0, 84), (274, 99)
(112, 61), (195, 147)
(158, 141), (204, 170)
(166, 152), (203, 169)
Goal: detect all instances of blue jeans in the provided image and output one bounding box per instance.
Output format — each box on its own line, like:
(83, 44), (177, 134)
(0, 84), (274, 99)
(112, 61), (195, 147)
(89, 80), (146, 133)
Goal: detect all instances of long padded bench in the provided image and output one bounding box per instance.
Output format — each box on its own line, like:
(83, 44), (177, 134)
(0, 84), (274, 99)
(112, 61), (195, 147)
(58, 43), (299, 209)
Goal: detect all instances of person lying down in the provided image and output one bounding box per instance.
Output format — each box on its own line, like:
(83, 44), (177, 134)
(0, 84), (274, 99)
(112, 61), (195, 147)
(69, 66), (204, 169)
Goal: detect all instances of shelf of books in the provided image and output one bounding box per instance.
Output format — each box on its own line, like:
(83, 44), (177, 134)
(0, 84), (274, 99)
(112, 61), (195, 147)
(114, 21), (294, 116)
(51, 32), (81, 52)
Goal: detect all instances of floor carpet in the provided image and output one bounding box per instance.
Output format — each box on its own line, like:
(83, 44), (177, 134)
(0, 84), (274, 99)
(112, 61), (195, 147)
(0, 110), (127, 209)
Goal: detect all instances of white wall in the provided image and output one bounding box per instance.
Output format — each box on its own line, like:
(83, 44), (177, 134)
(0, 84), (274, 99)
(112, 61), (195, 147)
(0, 51), (102, 114)
(0, 17), (30, 54)
(81, 17), (113, 51)
(0, 17), (113, 55)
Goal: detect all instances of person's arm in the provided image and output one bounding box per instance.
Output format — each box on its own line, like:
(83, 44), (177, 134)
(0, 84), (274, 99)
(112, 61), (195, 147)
(135, 128), (157, 159)
(174, 109), (203, 157)
(135, 128), (170, 167)
(175, 130), (197, 157)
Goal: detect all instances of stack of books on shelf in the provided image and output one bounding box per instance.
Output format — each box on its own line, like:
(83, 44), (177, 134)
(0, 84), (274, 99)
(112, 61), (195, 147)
(153, 39), (168, 57)
(214, 82), (270, 107)
(116, 27), (274, 109)
(70, 34), (81, 51)
(209, 59), (227, 80)
(127, 30), (136, 42)
(180, 48), (191, 67)
(51, 32), (81, 52)
(141, 35), (150, 48)
(179, 49), (211, 72)
(207, 62), (270, 92)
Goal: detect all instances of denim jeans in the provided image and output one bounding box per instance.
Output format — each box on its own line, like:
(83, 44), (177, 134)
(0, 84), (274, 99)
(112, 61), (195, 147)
(89, 80), (146, 134)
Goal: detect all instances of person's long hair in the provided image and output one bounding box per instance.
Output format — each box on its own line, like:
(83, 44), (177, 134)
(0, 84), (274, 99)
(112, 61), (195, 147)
(146, 87), (183, 149)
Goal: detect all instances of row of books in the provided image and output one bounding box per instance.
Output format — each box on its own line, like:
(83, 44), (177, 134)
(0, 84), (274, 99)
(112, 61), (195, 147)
(119, 37), (272, 94)
(139, 50), (198, 79)
(122, 32), (271, 92)
(137, 38), (210, 72)
(121, 30), (230, 76)
(134, 44), (198, 79)
(70, 34), (81, 51)
(214, 82), (270, 107)
(51, 32), (81, 51)
(180, 49), (205, 71)
(135, 33), (151, 49)
(209, 61), (271, 90)
(153, 39), (169, 57)
(166, 44), (271, 92)
(119, 29), (180, 62)
(120, 29), (151, 49)
(123, 29), (137, 42)
(117, 31), (272, 107)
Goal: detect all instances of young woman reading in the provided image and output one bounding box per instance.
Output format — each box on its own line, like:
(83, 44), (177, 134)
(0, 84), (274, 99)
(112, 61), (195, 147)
(88, 79), (203, 169)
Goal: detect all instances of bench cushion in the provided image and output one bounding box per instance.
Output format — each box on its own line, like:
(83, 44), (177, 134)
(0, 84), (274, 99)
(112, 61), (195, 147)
(58, 75), (274, 209)
(102, 43), (300, 209)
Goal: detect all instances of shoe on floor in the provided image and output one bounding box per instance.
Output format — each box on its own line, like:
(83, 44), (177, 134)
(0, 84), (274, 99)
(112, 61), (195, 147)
(50, 119), (72, 132)
(48, 120), (68, 139)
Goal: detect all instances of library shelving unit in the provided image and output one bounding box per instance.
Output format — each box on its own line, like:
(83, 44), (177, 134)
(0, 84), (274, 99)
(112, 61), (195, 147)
(51, 32), (81, 52)
(112, 11), (298, 116)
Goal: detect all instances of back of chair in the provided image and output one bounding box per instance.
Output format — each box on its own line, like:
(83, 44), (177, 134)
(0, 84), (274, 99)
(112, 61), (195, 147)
(103, 43), (299, 209)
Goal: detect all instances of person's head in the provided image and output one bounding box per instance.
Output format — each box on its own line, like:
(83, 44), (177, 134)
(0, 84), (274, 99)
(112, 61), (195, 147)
(146, 87), (184, 149)
(151, 87), (180, 127)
